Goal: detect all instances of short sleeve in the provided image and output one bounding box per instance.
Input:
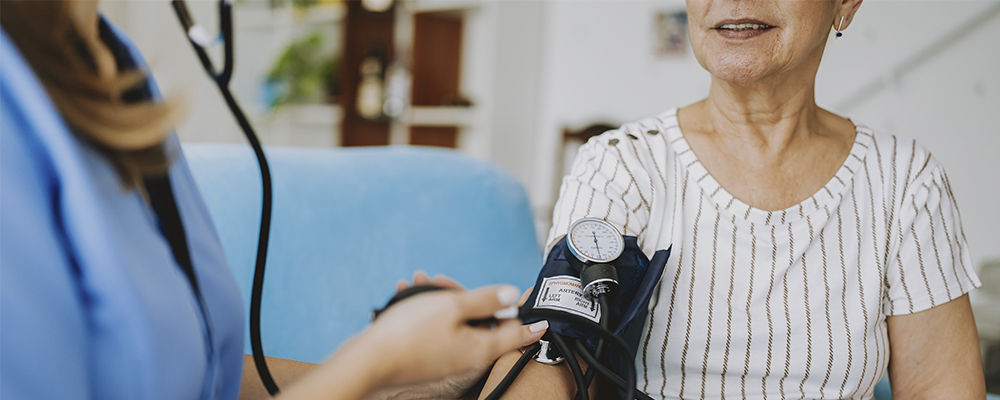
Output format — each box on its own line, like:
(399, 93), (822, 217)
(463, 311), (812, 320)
(883, 163), (981, 315)
(547, 130), (654, 247)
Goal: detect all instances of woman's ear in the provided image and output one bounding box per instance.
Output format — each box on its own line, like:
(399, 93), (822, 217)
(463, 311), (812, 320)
(834, 0), (864, 32)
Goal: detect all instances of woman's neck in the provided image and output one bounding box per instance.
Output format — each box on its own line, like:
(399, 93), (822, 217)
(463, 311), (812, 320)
(705, 74), (826, 147)
(676, 71), (858, 211)
(683, 39), (837, 154)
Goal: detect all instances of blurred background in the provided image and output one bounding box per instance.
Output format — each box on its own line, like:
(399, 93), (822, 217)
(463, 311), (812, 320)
(100, 0), (999, 390)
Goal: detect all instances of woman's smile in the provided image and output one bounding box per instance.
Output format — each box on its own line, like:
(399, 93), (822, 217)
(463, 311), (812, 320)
(714, 18), (776, 39)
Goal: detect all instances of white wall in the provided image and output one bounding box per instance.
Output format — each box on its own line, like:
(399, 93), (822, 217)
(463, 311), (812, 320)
(483, 0), (546, 207)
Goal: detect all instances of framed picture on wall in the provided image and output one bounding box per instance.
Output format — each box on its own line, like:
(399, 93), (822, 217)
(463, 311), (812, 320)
(654, 10), (688, 56)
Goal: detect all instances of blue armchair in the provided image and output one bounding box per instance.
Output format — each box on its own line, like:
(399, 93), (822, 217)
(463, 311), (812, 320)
(183, 143), (542, 363)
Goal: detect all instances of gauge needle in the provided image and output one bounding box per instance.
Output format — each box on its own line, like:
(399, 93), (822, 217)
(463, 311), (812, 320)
(592, 231), (602, 258)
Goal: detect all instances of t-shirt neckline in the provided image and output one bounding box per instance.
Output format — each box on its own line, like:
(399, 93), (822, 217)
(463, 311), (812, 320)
(657, 107), (873, 226)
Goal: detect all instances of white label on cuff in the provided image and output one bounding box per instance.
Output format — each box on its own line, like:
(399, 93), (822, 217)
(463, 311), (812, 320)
(532, 275), (600, 323)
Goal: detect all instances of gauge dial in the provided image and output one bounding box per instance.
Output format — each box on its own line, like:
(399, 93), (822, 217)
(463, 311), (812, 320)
(566, 218), (624, 264)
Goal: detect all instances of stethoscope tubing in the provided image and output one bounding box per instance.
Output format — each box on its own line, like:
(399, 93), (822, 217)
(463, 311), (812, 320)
(573, 339), (654, 400)
(581, 295), (612, 396)
(170, 0), (279, 395)
(519, 309), (638, 400)
(482, 343), (541, 400)
(551, 332), (590, 400)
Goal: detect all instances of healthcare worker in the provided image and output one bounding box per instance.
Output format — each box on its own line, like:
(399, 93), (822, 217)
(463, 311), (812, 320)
(0, 2), (547, 400)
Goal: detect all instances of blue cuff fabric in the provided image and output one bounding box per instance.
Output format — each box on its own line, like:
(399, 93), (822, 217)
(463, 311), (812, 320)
(523, 236), (670, 396)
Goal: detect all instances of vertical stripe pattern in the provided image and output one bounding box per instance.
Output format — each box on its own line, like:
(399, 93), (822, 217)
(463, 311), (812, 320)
(545, 109), (981, 399)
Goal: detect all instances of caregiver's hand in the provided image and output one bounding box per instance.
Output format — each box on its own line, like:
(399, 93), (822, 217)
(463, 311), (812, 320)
(361, 283), (533, 387)
(360, 273), (545, 400)
(277, 278), (547, 400)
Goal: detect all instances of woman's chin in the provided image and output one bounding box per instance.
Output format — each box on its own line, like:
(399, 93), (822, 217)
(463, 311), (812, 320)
(706, 60), (772, 86)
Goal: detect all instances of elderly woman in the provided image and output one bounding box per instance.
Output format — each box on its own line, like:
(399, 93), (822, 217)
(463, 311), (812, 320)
(481, 0), (985, 399)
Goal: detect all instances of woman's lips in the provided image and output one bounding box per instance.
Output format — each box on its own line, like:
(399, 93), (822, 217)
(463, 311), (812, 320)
(714, 20), (775, 39)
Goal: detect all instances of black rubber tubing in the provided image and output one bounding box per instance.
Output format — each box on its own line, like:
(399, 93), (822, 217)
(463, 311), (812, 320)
(482, 343), (541, 400)
(519, 308), (636, 400)
(550, 333), (589, 400)
(575, 294), (611, 400)
(573, 339), (654, 400)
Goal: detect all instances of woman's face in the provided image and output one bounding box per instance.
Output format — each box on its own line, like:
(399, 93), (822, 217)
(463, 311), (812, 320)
(686, 0), (840, 85)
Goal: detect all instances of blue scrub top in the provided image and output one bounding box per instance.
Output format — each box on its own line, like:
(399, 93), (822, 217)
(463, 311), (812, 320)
(1, 19), (244, 400)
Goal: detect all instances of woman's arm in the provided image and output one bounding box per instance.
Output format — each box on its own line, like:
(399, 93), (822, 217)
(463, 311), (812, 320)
(240, 356), (317, 400)
(478, 257), (593, 400)
(241, 353), (499, 400)
(477, 127), (653, 399)
(239, 275), (547, 400)
(886, 294), (986, 399)
(267, 285), (544, 400)
(479, 350), (594, 400)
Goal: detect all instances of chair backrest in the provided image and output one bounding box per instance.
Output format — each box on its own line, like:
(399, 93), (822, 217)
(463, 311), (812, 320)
(183, 143), (542, 363)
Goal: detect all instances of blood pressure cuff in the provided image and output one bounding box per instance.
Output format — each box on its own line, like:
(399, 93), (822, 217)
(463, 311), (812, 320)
(520, 236), (670, 383)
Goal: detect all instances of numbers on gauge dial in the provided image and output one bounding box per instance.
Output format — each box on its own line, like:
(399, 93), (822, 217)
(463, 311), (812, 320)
(568, 219), (623, 263)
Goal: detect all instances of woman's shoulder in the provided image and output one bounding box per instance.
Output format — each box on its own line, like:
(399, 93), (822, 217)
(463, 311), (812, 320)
(852, 126), (958, 224)
(855, 126), (945, 190)
(578, 108), (681, 161)
(562, 110), (686, 201)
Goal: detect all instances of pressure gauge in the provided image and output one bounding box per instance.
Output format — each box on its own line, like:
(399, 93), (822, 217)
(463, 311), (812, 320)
(566, 218), (624, 265)
(564, 218), (624, 299)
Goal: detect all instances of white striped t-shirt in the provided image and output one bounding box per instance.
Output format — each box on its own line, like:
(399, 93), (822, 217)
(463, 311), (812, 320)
(546, 108), (981, 400)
